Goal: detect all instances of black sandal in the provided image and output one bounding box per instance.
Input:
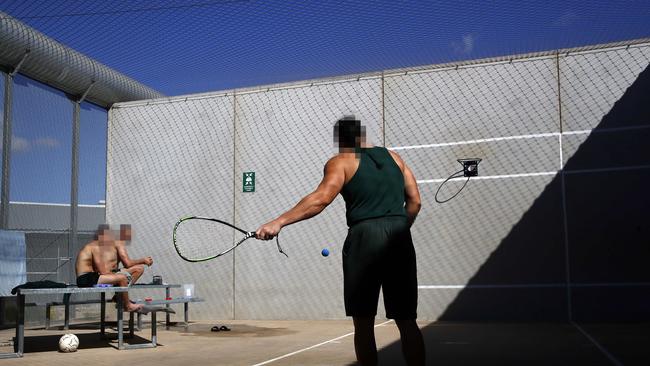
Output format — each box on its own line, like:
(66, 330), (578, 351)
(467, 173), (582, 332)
(211, 325), (231, 332)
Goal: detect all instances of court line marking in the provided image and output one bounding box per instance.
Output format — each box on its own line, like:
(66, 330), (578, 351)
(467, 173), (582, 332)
(571, 321), (624, 366)
(251, 320), (394, 366)
(418, 283), (650, 289)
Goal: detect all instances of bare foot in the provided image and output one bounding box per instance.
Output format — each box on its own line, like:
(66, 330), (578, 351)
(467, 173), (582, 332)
(125, 303), (144, 312)
(112, 294), (136, 304)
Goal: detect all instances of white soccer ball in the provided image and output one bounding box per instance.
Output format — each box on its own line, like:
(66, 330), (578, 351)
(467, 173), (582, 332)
(58, 333), (79, 353)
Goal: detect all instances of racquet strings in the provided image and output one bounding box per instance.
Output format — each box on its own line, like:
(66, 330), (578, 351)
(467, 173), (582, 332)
(174, 218), (238, 261)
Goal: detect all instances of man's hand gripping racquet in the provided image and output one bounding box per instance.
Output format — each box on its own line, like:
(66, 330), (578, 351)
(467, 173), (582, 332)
(173, 216), (288, 263)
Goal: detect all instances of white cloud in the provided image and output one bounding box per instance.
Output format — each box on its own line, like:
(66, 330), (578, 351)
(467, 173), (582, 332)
(452, 34), (475, 55)
(0, 135), (61, 153)
(12, 136), (30, 152)
(34, 137), (61, 148)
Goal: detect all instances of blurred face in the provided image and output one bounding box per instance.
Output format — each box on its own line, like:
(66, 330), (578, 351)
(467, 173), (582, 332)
(120, 225), (132, 241)
(334, 117), (366, 153)
(98, 228), (114, 243)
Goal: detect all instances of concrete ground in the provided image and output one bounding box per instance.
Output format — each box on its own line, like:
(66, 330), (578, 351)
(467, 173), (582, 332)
(0, 320), (648, 365)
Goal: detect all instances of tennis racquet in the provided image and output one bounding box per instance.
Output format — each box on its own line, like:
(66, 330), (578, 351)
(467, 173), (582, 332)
(173, 216), (288, 263)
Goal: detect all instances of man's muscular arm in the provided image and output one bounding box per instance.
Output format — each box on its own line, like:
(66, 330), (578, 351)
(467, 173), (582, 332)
(389, 151), (421, 226)
(403, 164), (421, 226)
(256, 158), (346, 240)
(116, 241), (153, 268)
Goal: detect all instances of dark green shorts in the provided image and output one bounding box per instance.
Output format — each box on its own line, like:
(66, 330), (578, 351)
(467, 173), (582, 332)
(342, 216), (418, 319)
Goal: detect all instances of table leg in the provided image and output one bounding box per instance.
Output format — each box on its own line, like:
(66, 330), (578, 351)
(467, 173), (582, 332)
(15, 294), (24, 356)
(116, 295), (123, 350)
(100, 292), (106, 337)
(184, 302), (189, 325)
(129, 312), (134, 338)
(63, 293), (71, 330)
(165, 287), (171, 328)
(45, 304), (51, 330)
(137, 312), (142, 330)
(151, 311), (157, 347)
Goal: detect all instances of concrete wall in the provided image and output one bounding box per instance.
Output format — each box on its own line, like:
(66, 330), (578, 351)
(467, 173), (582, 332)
(108, 96), (236, 319)
(107, 41), (650, 321)
(232, 79), (383, 319)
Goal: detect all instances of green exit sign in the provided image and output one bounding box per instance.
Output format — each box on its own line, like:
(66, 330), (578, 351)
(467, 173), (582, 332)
(243, 172), (255, 192)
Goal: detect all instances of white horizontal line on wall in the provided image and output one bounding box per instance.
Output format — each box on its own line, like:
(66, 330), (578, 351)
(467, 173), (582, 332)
(418, 283), (650, 289)
(390, 132), (563, 150)
(583, 124), (650, 135)
(389, 124), (650, 151)
(561, 130), (591, 136)
(417, 163), (650, 183)
(417, 172), (557, 183)
(564, 164), (650, 175)
(419, 284), (557, 289)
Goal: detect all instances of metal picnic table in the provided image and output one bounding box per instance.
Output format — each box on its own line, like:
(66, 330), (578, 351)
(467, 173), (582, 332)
(0, 284), (201, 358)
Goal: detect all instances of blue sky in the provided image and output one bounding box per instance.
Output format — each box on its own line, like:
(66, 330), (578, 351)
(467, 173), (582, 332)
(5, 75), (107, 205)
(1, 0), (649, 204)
(2, 0), (649, 95)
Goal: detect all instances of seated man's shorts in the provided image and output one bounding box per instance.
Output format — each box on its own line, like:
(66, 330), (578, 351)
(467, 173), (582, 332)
(77, 272), (100, 287)
(342, 216), (418, 319)
(112, 268), (133, 285)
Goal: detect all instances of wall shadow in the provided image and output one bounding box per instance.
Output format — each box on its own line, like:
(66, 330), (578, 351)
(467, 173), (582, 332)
(348, 322), (618, 366)
(372, 62), (650, 364)
(439, 62), (650, 322)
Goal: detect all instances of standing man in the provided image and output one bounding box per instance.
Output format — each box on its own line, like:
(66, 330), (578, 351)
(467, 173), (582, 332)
(256, 116), (424, 365)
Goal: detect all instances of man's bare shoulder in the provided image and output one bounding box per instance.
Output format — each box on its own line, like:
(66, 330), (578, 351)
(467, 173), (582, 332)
(387, 149), (405, 169)
(330, 152), (359, 164)
(82, 241), (98, 249)
(79, 241), (99, 256)
(87, 240), (117, 253)
(326, 153), (358, 172)
(325, 154), (346, 167)
(387, 149), (402, 160)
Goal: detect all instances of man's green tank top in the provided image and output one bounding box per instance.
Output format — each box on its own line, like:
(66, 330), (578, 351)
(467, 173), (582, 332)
(340, 147), (406, 226)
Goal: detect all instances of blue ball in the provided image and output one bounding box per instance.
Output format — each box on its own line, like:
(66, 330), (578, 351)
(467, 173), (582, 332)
(321, 248), (330, 257)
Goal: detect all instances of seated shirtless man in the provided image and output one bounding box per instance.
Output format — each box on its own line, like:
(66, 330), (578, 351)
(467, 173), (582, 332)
(75, 224), (143, 312)
(114, 224), (153, 286)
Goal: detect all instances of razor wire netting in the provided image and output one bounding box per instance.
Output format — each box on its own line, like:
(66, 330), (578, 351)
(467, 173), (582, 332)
(107, 42), (650, 321)
(1, 0), (650, 324)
